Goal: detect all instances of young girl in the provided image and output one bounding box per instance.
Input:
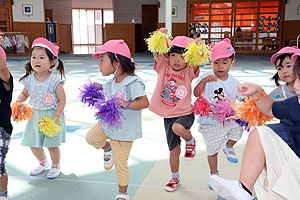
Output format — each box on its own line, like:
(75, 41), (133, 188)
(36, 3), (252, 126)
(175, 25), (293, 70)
(267, 46), (299, 146)
(85, 40), (149, 200)
(16, 37), (66, 179)
(210, 51), (300, 200)
(148, 28), (199, 192)
(0, 46), (13, 200)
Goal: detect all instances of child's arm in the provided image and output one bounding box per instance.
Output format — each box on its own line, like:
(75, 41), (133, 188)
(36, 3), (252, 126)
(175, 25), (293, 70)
(193, 75), (218, 97)
(238, 83), (274, 117)
(17, 88), (29, 102)
(117, 95), (149, 110)
(0, 56), (10, 90)
(54, 83), (66, 123)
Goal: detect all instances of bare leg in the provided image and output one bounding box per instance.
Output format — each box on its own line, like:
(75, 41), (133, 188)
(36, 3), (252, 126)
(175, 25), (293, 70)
(31, 147), (46, 161)
(208, 153), (218, 174)
(118, 185), (128, 193)
(239, 128), (265, 192)
(170, 144), (181, 173)
(47, 147), (60, 165)
(0, 173), (8, 192)
(227, 139), (237, 147)
(172, 123), (192, 141)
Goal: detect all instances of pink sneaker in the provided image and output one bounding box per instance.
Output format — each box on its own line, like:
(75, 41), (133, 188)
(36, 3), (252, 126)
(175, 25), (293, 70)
(184, 139), (196, 160)
(165, 178), (180, 192)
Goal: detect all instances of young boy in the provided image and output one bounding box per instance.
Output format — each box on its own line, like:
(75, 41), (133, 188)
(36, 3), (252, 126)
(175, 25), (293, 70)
(0, 46), (13, 200)
(149, 28), (199, 192)
(193, 38), (243, 187)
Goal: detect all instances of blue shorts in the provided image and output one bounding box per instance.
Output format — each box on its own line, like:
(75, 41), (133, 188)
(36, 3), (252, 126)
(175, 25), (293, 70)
(0, 127), (11, 176)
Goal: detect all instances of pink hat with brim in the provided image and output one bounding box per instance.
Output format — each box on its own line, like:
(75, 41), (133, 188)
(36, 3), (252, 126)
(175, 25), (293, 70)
(210, 38), (235, 62)
(171, 36), (193, 48)
(0, 46), (6, 63)
(93, 40), (131, 60)
(271, 46), (299, 64)
(31, 37), (59, 57)
(292, 52), (300, 62)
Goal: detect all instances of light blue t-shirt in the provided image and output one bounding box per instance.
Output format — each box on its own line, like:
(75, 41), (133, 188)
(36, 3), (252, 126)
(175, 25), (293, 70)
(21, 72), (64, 110)
(196, 71), (242, 125)
(101, 75), (146, 141)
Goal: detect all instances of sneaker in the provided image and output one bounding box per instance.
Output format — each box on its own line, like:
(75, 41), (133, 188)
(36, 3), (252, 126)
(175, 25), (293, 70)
(0, 195), (9, 200)
(184, 139), (196, 160)
(29, 162), (50, 176)
(209, 175), (253, 200)
(223, 145), (238, 163)
(209, 172), (219, 190)
(165, 178), (180, 192)
(115, 193), (130, 200)
(47, 167), (61, 179)
(104, 148), (114, 170)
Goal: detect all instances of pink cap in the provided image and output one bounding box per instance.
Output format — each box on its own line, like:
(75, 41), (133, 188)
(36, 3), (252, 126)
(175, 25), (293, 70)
(93, 40), (131, 60)
(292, 52), (300, 62)
(0, 46), (6, 63)
(31, 37), (59, 57)
(171, 36), (193, 48)
(210, 38), (235, 61)
(271, 46), (299, 64)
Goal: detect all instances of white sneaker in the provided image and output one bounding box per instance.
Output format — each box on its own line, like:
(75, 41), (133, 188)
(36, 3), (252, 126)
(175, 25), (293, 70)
(209, 175), (253, 200)
(104, 148), (114, 170)
(223, 146), (238, 163)
(29, 162), (50, 176)
(0, 195), (9, 200)
(115, 193), (130, 200)
(47, 167), (61, 179)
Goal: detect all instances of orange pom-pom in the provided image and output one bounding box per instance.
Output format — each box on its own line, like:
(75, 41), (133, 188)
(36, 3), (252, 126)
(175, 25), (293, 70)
(231, 97), (273, 129)
(11, 102), (33, 122)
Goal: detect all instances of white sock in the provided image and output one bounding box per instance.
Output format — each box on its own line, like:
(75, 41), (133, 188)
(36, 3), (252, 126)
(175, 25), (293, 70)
(172, 172), (180, 180)
(186, 137), (194, 145)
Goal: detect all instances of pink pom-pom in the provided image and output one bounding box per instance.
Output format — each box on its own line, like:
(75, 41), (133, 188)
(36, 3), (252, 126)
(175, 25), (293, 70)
(211, 98), (235, 122)
(193, 95), (211, 117)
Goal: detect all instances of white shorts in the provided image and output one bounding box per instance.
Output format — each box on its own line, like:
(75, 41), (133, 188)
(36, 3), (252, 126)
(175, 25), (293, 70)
(198, 120), (243, 156)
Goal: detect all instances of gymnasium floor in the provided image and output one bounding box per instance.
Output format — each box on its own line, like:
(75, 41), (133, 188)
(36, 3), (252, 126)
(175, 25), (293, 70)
(6, 52), (274, 200)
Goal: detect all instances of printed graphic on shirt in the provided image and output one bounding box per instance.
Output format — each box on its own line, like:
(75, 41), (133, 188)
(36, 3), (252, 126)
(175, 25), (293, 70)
(43, 93), (55, 105)
(116, 92), (126, 100)
(210, 87), (225, 103)
(161, 78), (187, 107)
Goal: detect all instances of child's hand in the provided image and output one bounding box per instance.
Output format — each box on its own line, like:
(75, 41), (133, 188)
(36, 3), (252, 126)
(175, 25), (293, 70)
(158, 27), (168, 34)
(204, 75), (218, 83)
(116, 99), (131, 108)
(238, 83), (262, 96)
(94, 82), (102, 90)
(52, 116), (61, 124)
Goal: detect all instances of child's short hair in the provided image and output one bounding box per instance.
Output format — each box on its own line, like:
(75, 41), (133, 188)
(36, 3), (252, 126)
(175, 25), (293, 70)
(210, 38), (235, 62)
(271, 53), (293, 86)
(106, 52), (135, 76)
(168, 46), (185, 56)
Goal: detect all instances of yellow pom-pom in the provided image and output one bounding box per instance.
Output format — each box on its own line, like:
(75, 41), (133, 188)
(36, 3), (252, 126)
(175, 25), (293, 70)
(38, 117), (61, 138)
(182, 39), (211, 67)
(145, 31), (172, 54)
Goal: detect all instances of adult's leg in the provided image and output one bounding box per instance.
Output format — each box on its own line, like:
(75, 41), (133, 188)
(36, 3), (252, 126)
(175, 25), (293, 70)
(239, 128), (265, 192)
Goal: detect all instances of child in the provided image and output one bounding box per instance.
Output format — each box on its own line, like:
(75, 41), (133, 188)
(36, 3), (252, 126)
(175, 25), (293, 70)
(16, 38), (66, 179)
(0, 46), (13, 200)
(148, 28), (199, 192)
(209, 51), (300, 200)
(267, 46), (300, 146)
(86, 40), (149, 200)
(269, 46), (299, 100)
(193, 38), (243, 186)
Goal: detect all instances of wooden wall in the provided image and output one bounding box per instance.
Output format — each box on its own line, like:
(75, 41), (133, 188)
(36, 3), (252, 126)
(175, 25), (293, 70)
(158, 23), (188, 37)
(283, 20), (300, 45)
(58, 24), (73, 53)
(13, 22), (46, 46)
(105, 23), (136, 53)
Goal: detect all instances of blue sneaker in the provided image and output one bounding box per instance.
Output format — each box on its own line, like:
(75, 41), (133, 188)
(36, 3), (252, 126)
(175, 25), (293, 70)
(223, 146), (238, 163)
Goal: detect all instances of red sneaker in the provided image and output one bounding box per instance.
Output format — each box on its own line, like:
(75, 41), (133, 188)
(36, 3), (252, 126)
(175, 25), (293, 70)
(184, 139), (196, 160)
(165, 178), (180, 192)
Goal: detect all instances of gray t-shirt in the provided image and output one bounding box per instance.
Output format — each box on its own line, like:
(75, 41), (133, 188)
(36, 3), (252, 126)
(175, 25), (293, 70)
(268, 83), (295, 100)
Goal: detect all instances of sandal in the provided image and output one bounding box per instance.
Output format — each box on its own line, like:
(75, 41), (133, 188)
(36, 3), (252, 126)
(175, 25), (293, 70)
(115, 193), (129, 200)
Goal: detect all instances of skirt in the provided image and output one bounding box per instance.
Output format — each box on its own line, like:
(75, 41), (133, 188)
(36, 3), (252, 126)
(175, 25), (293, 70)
(21, 108), (66, 147)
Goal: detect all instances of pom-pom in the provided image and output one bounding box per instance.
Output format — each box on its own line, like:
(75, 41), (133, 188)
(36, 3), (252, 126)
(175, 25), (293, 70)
(145, 31), (172, 54)
(94, 97), (123, 128)
(193, 95), (211, 117)
(79, 81), (105, 107)
(182, 39), (210, 67)
(38, 117), (62, 137)
(11, 102), (33, 122)
(231, 97), (273, 129)
(211, 98), (235, 122)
